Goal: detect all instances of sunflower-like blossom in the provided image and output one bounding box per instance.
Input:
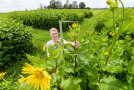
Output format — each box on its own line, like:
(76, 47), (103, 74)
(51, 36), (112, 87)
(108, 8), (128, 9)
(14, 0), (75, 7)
(18, 63), (51, 90)
(109, 31), (113, 36)
(0, 72), (6, 78)
(106, 0), (113, 5)
(43, 45), (46, 51)
(72, 23), (78, 28)
(55, 39), (60, 42)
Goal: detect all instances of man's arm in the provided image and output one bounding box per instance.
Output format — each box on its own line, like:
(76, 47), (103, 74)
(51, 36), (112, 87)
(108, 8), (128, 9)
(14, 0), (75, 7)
(65, 40), (80, 48)
(47, 51), (50, 57)
(46, 41), (51, 57)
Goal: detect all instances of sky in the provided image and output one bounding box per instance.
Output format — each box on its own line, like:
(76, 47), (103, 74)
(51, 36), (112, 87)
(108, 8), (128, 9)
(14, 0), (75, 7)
(0, 0), (134, 13)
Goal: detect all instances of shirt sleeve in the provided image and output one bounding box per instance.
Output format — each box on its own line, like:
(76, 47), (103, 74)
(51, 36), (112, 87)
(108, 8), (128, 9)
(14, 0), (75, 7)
(63, 39), (68, 44)
(46, 41), (51, 56)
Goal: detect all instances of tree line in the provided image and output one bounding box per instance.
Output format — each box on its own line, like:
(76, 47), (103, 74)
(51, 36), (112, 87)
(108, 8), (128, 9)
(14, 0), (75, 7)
(40, 0), (90, 9)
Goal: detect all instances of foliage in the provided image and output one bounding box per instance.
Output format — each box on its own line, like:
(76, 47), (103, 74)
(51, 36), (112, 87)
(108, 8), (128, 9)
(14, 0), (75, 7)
(49, 0), (62, 9)
(9, 9), (93, 31)
(23, 11), (134, 89)
(72, 1), (78, 9)
(79, 2), (86, 9)
(17, 5), (134, 90)
(1, 0), (134, 89)
(94, 8), (134, 38)
(94, 20), (105, 33)
(0, 18), (33, 68)
(63, 4), (68, 9)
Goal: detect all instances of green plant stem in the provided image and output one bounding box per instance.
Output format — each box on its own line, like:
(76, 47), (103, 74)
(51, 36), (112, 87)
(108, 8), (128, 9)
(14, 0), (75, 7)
(74, 37), (78, 77)
(57, 80), (61, 90)
(74, 37), (77, 68)
(98, 34), (117, 83)
(1, 77), (7, 83)
(105, 37), (116, 65)
(113, 11), (116, 32)
(98, 10), (117, 83)
(119, 0), (125, 29)
(56, 60), (58, 70)
(97, 70), (104, 83)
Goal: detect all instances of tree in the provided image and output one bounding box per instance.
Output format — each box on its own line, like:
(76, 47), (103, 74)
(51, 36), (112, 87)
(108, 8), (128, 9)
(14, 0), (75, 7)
(50, 0), (56, 9)
(65, 0), (69, 5)
(79, 2), (86, 9)
(40, 3), (43, 9)
(44, 6), (47, 9)
(55, 0), (62, 8)
(47, 5), (52, 9)
(64, 0), (69, 8)
(68, 4), (73, 9)
(86, 7), (91, 9)
(49, 0), (62, 9)
(63, 4), (68, 9)
(72, 1), (78, 9)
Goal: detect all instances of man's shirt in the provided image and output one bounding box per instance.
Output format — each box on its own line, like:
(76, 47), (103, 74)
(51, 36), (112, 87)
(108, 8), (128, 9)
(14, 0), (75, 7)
(46, 38), (67, 55)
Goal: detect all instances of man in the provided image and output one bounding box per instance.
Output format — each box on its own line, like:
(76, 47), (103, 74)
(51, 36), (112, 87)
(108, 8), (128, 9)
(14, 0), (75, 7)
(46, 28), (80, 57)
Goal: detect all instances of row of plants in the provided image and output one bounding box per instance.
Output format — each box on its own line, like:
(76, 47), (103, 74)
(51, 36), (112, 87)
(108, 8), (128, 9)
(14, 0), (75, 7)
(0, 18), (34, 68)
(9, 9), (93, 31)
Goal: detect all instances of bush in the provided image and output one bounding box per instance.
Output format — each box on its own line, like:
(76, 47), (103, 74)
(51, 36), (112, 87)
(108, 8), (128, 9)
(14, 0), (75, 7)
(9, 9), (93, 31)
(94, 21), (105, 33)
(0, 19), (33, 68)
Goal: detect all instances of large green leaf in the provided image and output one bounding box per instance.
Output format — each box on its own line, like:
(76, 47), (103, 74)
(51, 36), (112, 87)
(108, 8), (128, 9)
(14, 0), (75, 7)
(128, 60), (134, 75)
(60, 78), (81, 90)
(119, 21), (134, 34)
(98, 76), (128, 90)
(129, 77), (134, 90)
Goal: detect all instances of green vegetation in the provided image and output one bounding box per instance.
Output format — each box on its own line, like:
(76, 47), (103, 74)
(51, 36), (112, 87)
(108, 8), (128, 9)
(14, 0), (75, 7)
(0, 3), (134, 90)
(0, 13), (9, 19)
(0, 18), (33, 68)
(9, 9), (93, 31)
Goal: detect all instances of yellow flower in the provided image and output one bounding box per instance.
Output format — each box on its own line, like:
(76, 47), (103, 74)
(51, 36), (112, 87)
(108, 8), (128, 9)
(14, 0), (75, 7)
(72, 23), (78, 28)
(0, 72), (6, 77)
(18, 63), (51, 90)
(107, 0), (113, 5)
(43, 45), (46, 51)
(55, 39), (60, 42)
(109, 32), (113, 36)
(18, 78), (25, 83)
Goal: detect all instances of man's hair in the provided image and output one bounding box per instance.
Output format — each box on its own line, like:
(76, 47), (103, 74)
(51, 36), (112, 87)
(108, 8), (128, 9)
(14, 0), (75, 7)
(50, 28), (57, 33)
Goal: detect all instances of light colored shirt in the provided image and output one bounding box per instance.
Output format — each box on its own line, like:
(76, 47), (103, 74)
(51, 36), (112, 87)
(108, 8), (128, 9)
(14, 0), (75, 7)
(46, 38), (67, 55)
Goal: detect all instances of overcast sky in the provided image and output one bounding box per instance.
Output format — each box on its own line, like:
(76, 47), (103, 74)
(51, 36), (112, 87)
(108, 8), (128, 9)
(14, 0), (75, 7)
(0, 0), (134, 13)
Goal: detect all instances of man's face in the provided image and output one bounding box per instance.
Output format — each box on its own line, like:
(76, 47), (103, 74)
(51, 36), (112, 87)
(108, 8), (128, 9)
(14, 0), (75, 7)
(50, 30), (58, 40)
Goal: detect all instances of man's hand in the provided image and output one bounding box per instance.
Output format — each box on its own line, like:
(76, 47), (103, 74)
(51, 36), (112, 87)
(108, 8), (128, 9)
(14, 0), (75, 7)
(69, 40), (80, 48)
(47, 52), (50, 57)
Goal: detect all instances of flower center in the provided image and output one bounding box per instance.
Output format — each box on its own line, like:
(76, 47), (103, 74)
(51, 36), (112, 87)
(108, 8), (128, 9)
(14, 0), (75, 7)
(72, 23), (77, 28)
(33, 69), (44, 79)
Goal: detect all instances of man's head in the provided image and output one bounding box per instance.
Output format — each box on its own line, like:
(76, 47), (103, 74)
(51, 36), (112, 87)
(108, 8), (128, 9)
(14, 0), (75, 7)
(50, 28), (58, 40)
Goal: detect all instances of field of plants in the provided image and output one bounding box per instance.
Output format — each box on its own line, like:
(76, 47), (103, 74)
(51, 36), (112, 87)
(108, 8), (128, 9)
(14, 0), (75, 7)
(0, 0), (134, 90)
(9, 9), (93, 31)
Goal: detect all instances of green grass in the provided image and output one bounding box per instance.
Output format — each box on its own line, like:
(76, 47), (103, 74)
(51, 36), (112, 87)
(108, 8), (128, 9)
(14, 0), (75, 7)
(80, 9), (103, 32)
(31, 28), (50, 45)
